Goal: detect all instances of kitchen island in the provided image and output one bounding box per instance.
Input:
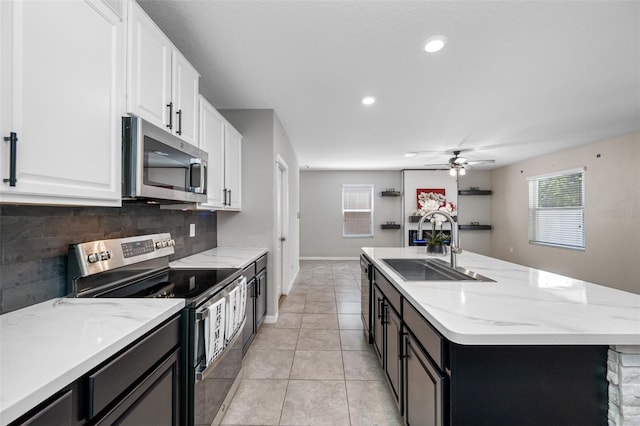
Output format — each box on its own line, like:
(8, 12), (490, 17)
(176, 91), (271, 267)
(362, 247), (639, 426)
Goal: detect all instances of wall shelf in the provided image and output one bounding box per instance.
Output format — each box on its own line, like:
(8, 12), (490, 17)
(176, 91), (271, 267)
(458, 190), (492, 195)
(380, 224), (401, 230)
(459, 224), (492, 230)
(381, 191), (401, 197)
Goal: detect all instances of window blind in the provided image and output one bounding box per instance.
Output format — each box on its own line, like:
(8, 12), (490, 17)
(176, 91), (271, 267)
(343, 185), (374, 237)
(527, 167), (585, 250)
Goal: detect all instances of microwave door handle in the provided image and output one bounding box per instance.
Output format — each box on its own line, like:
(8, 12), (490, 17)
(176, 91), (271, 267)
(189, 159), (202, 192)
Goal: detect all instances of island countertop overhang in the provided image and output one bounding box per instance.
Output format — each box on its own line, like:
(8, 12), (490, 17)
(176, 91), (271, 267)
(362, 246), (640, 346)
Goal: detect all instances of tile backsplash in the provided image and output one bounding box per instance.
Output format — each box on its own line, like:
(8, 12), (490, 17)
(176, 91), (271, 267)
(0, 203), (217, 314)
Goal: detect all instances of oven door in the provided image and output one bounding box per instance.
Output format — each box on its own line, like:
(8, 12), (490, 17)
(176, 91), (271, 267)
(192, 277), (246, 426)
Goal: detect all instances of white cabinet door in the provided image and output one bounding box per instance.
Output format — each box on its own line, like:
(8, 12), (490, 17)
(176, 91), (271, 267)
(172, 51), (199, 147)
(225, 124), (242, 210)
(127, 0), (172, 132)
(0, 0), (123, 206)
(198, 96), (226, 208)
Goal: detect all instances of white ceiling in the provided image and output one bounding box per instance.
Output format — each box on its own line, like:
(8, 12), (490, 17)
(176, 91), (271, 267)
(138, 0), (640, 171)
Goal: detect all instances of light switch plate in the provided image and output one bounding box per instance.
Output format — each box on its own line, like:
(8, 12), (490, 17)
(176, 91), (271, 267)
(190, 224), (196, 237)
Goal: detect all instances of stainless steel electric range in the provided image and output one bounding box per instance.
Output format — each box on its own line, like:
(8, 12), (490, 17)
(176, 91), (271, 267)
(67, 233), (247, 426)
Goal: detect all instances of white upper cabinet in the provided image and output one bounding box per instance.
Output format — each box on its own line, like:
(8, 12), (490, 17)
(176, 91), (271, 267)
(127, 1), (199, 146)
(198, 96), (242, 211)
(0, 0), (124, 206)
(225, 124), (242, 210)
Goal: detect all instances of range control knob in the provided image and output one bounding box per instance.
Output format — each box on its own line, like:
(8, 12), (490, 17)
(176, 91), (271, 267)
(155, 241), (163, 249)
(87, 253), (100, 263)
(169, 239), (176, 247)
(100, 251), (111, 261)
(161, 240), (168, 248)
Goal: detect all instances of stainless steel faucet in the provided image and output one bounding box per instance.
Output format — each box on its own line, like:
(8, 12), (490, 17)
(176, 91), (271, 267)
(417, 210), (462, 268)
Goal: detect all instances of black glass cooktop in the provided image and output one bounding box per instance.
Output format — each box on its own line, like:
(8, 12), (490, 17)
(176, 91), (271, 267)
(96, 268), (240, 307)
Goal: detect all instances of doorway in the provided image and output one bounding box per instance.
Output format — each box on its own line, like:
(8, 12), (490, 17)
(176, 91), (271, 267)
(276, 155), (290, 300)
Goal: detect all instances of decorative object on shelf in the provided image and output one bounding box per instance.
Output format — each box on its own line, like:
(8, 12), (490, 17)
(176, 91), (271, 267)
(470, 221), (480, 226)
(381, 221), (401, 230)
(413, 190), (457, 255)
(381, 188), (401, 197)
(469, 186), (479, 191)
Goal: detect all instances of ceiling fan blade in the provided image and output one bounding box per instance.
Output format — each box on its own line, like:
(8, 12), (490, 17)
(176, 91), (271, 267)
(466, 159), (495, 165)
(422, 163), (450, 167)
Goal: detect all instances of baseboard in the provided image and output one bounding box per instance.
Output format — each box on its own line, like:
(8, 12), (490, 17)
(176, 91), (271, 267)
(264, 313), (278, 324)
(299, 256), (360, 261)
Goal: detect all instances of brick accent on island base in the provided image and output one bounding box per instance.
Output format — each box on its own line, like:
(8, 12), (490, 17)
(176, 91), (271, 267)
(608, 345), (640, 426)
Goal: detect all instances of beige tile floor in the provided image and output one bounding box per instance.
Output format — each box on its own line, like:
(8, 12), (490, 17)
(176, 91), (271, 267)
(221, 260), (402, 426)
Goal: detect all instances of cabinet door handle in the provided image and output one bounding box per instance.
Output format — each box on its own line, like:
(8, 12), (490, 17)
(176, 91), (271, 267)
(228, 189), (231, 206)
(176, 109), (182, 135)
(223, 188), (228, 206)
(377, 298), (384, 319)
(166, 102), (173, 129)
(3, 132), (18, 187)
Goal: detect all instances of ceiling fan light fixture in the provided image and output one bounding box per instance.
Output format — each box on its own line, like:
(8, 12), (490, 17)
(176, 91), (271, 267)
(424, 35), (447, 53)
(404, 152), (417, 158)
(449, 167), (457, 177)
(459, 166), (466, 176)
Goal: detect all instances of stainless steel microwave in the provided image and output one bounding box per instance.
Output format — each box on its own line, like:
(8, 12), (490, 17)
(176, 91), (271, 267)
(122, 116), (207, 203)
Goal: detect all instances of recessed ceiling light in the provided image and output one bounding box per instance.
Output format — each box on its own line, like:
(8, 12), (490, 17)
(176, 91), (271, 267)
(362, 96), (376, 105)
(424, 35), (447, 53)
(404, 152), (417, 158)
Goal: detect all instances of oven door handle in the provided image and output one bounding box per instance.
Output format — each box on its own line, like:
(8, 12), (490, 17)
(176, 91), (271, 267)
(195, 316), (246, 382)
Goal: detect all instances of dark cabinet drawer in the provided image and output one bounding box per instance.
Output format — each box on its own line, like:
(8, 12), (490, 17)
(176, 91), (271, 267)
(242, 263), (256, 282)
(373, 269), (401, 313)
(403, 300), (444, 370)
(87, 315), (181, 419)
(256, 254), (267, 272)
(17, 389), (73, 426)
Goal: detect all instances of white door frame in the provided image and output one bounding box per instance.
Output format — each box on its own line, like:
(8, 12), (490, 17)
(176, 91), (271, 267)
(275, 154), (290, 301)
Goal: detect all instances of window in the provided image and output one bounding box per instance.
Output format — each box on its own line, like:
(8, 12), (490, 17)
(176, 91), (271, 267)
(528, 167), (585, 250)
(342, 184), (374, 237)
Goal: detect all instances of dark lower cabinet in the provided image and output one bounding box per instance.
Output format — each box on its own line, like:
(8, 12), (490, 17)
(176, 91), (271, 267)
(255, 268), (267, 328)
(96, 349), (180, 426)
(403, 333), (445, 426)
(242, 278), (257, 354)
(385, 304), (401, 405)
(241, 254), (267, 356)
(10, 315), (182, 426)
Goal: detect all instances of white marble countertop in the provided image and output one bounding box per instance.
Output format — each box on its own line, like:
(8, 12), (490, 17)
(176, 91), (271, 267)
(170, 246), (268, 270)
(0, 298), (184, 425)
(363, 247), (640, 346)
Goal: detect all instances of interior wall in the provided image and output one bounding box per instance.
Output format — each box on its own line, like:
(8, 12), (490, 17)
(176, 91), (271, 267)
(273, 114), (300, 293)
(217, 109), (300, 318)
(491, 131), (640, 294)
(300, 170), (402, 258)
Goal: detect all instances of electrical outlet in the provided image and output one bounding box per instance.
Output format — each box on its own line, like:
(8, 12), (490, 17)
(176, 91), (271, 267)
(190, 224), (196, 237)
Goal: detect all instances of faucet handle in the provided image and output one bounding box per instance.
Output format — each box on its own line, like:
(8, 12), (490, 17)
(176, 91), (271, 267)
(452, 247), (463, 254)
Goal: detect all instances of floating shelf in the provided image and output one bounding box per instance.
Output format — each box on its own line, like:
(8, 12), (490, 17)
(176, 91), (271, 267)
(409, 215), (458, 223)
(458, 190), (492, 195)
(380, 224), (401, 230)
(459, 224), (492, 230)
(381, 191), (401, 197)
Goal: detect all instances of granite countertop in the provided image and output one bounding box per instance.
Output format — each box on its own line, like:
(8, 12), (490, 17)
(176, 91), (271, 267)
(170, 246), (268, 270)
(0, 298), (184, 425)
(363, 247), (640, 346)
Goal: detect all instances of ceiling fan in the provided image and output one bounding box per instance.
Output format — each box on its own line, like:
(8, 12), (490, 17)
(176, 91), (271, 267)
(424, 150), (495, 176)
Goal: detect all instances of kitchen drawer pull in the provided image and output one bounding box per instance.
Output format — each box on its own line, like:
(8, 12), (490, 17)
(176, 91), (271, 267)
(176, 109), (182, 135)
(3, 132), (18, 186)
(166, 102), (173, 129)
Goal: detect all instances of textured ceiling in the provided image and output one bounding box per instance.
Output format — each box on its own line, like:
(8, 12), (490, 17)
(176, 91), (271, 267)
(138, 0), (640, 170)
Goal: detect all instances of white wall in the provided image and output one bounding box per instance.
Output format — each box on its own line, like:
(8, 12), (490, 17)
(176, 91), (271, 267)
(300, 170), (403, 258)
(491, 131), (640, 294)
(217, 109), (300, 318)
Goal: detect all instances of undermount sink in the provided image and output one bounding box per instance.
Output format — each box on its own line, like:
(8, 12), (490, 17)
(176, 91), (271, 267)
(382, 258), (495, 282)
